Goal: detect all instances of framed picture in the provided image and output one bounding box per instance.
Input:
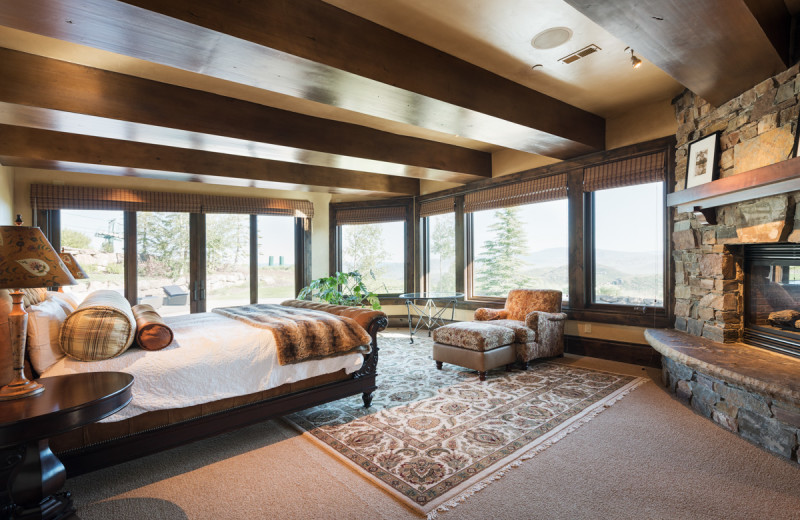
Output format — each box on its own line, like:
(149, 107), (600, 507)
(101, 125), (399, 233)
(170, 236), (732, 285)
(685, 132), (720, 189)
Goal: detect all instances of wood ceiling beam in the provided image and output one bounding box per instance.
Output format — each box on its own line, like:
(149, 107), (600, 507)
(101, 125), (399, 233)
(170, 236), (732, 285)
(0, 157), (396, 196)
(0, 49), (487, 184)
(563, 0), (791, 106)
(0, 125), (420, 196)
(0, 0), (605, 158)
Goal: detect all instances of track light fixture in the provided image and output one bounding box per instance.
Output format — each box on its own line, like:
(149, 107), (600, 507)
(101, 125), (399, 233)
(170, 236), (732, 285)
(625, 47), (642, 69)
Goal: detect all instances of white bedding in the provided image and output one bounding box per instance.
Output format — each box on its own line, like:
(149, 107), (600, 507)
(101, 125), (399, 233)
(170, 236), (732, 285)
(42, 312), (365, 422)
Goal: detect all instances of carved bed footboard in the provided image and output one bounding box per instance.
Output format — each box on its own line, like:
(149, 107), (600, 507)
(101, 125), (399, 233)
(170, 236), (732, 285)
(279, 299), (388, 406)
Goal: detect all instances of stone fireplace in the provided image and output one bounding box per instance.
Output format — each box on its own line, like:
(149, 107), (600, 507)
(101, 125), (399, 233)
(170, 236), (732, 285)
(654, 66), (800, 463)
(672, 61), (800, 349)
(672, 193), (800, 354)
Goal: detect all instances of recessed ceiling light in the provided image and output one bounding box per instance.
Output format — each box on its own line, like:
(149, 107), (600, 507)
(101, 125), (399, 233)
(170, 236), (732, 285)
(531, 27), (573, 50)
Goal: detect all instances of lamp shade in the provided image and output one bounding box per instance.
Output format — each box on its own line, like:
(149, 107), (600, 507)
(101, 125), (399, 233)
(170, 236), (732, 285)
(59, 252), (89, 280)
(0, 226), (77, 288)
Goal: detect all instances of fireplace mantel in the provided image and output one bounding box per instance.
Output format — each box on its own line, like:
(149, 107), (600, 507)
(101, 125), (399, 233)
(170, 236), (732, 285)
(666, 156), (800, 224)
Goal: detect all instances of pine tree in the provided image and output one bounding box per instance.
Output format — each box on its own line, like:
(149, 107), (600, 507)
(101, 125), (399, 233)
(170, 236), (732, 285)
(475, 207), (531, 296)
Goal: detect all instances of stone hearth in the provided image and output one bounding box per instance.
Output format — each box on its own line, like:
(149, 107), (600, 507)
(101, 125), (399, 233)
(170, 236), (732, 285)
(647, 329), (800, 462)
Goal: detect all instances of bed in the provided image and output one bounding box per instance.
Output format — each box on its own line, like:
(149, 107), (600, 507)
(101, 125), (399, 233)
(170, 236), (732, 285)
(0, 289), (387, 477)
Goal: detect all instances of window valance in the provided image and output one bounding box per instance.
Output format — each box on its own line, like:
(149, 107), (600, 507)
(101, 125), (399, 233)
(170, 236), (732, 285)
(30, 184), (314, 218)
(582, 150), (666, 192)
(464, 173), (567, 214)
(334, 205), (407, 225)
(419, 197), (455, 218)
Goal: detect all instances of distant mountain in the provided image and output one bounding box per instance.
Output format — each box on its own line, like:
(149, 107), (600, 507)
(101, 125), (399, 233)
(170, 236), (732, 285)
(524, 247), (661, 275)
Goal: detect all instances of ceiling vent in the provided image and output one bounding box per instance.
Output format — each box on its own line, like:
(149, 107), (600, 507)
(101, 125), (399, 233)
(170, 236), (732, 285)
(558, 44), (601, 65)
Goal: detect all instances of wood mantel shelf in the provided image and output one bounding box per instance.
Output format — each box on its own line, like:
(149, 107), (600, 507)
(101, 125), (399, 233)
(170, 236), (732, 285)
(667, 156), (800, 219)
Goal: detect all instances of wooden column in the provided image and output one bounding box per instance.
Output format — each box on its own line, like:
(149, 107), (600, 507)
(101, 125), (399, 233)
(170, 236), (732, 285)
(250, 215), (258, 304)
(124, 212), (137, 308)
(190, 213), (206, 314)
(567, 171), (585, 309)
(454, 195), (466, 295)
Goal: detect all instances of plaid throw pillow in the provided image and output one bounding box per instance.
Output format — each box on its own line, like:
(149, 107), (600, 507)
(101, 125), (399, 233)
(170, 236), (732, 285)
(60, 290), (136, 361)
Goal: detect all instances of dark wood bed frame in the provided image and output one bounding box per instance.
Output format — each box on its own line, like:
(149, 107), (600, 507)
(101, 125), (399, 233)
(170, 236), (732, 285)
(0, 291), (387, 478)
(58, 314), (387, 477)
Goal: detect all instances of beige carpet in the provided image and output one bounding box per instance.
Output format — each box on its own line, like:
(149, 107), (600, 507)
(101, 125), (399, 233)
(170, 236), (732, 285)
(67, 330), (800, 519)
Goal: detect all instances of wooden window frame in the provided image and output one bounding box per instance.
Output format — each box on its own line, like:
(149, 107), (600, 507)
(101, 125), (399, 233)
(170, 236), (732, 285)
(419, 211), (459, 294)
(569, 182), (672, 327)
(330, 198), (414, 298)
(416, 136), (675, 325)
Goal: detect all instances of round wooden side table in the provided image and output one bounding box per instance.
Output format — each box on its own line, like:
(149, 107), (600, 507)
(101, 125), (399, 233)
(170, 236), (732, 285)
(0, 372), (133, 520)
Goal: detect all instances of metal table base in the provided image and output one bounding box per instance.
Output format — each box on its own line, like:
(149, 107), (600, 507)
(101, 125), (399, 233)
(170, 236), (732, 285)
(399, 292), (463, 343)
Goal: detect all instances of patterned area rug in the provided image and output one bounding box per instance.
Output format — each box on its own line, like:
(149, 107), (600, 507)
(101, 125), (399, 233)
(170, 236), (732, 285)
(285, 331), (646, 517)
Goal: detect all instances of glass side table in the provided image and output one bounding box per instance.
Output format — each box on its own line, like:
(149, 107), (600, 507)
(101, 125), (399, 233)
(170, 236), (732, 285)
(399, 292), (464, 343)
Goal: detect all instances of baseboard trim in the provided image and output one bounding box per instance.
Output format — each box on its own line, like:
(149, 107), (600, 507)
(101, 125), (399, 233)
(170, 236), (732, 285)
(565, 336), (662, 368)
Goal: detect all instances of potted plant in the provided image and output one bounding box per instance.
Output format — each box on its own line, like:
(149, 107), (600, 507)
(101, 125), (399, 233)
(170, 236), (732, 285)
(298, 271), (381, 310)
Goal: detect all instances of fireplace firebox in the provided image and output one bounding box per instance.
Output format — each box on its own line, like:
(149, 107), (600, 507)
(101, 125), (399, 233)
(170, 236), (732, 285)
(744, 244), (800, 358)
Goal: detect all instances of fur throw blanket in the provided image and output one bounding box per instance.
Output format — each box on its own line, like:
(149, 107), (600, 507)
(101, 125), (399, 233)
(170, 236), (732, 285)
(212, 304), (371, 365)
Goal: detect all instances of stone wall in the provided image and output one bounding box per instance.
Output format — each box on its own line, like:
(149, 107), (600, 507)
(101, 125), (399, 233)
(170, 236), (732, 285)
(672, 63), (800, 342)
(662, 357), (800, 461)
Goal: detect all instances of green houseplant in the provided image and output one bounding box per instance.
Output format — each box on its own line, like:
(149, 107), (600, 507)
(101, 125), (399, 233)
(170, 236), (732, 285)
(298, 271), (381, 310)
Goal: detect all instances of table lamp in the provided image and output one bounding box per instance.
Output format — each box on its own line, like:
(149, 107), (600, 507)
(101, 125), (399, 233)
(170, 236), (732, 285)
(59, 248), (89, 282)
(0, 216), (77, 400)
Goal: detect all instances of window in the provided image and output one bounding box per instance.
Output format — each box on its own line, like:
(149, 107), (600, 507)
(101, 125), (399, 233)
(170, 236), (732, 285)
(137, 212), (190, 316)
(341, 221), (405, 294)
(257, 215), (296, 303)
(60, 210), (125, 299)
(425, 213), (456, 292)
(591, 182), (664, 307)
(39, 185), (310, 315)
(471, 199), (568, 299)
(206, 214), (251, 309)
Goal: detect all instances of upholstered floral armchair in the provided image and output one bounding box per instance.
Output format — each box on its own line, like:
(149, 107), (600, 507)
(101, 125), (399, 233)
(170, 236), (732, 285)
(474, 289), (566, 366)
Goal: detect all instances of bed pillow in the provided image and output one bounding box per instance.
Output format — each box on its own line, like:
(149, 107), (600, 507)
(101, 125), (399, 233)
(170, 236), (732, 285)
(21, 288), (48, 308)
(46, 291), (79, 315)
(60, 290), (137, 361)
(132, 304), (174, 351)
(27, 298), (69, 374)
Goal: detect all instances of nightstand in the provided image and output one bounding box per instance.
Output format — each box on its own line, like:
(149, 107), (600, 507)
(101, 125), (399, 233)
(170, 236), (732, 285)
(0, 372), (133, 520)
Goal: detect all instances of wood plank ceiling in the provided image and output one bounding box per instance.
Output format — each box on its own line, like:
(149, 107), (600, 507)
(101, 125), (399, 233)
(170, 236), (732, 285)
(0, 0), (792, 198)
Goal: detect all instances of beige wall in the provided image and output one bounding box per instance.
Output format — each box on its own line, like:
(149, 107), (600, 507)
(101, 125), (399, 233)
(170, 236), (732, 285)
(491, 149), (561, 177)
(13, 169), (332, 279)
(0, 164), (14, 225)
(606, 97), (677, 150)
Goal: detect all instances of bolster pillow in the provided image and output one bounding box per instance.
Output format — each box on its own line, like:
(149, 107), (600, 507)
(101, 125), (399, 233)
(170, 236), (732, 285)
(60, 290), (136, 361)
(132, 304), (174, 351)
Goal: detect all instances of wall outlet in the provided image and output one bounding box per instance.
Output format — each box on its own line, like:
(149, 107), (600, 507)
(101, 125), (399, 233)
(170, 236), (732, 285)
(584, 323), (592, 333)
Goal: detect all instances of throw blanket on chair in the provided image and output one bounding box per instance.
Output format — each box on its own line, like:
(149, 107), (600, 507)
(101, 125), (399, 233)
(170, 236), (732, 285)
(212, 304), (371, 365)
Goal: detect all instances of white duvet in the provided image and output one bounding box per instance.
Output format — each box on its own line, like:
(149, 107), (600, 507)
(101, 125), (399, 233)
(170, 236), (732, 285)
(42, 312), (365, 422)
